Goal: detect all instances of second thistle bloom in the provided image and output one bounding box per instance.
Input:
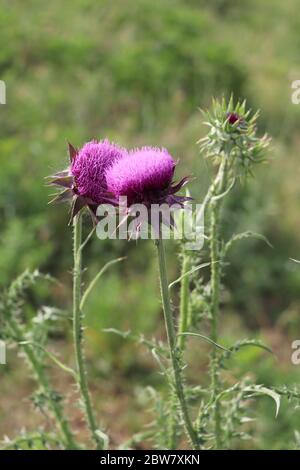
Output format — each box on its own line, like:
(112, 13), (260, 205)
(105, 146), (189, 208)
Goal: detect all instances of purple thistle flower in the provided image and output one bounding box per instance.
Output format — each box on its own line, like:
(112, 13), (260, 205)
(48, 139), (126, 223)
(71, 140), (126, 204)
(226, 112), (240, 125)
(105, 146), (190, 230)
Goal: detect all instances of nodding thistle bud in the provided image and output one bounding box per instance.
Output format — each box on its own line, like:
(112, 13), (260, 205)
(47, 139), (126, 223)
(199, 96), (270, 177)
(106, 146), (190, 206)
(105, 146), (190, 230)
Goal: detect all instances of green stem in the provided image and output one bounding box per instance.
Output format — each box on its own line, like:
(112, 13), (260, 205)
(167, 388), (179, 449)
(156, 235), (199, 450)
(73, 213), (104, 449)
(6, 315), (76, 449)
(210, 200), (221, 449)
(178, 248), (190, 351)
(209, 159), (227, 449)
(168, 223), (193, 447)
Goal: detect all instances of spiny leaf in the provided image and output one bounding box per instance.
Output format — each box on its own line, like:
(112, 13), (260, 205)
(95, 430), (109, 450)
(79, 227), (96, 252)
(19, 341), (77, 378)
(211, 177), (235, 202)
(245, 385), (281, 418)
(224, 230), (273, 256)
(228, 339), (273, 355)
(177, 332), (230, 351)
(168, 262), (211, 289)
(102, 328), (132, 339)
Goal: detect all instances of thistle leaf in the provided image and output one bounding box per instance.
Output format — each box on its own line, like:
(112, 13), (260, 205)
(245, 385), (281, 418)
(80, 257), (125, 310)
(95, 430), (109, 450)
(168, 262), (211, 289)
(224, 230), (273, 256)
(19, 341), (77, 378)
(228, 339), (273, 355)
(177, 332), (230, 352)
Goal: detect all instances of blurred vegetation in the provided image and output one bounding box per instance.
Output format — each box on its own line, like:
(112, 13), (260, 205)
(1, 0), (300, 449)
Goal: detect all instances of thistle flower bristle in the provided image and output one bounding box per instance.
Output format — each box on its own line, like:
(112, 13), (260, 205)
(71, 139), (126, 204)
(105, 146), (190, 236)
(48, 138), (126, 224)
(105, 147), (176, 205)
(68, 142), (78, 163)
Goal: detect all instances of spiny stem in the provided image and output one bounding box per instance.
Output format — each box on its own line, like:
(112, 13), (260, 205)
(5, 315), (77, 449)
(155, 234), (199, 450)
(167, 388), (179, 449)
(209, 158), (227, 449)
(168, 245), (191, 448)
(73, 213), (104, 449)
(178, 248), (190, 351)
(210, 199), (222, 448)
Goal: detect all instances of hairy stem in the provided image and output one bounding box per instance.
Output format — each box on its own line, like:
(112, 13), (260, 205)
(167, 246), (191, 448)
(156, 235), (199, 449)
(178, 248), (190, 350)
(73, 213), (104, 449)
(209, 159), (227, 449)
(5, 315), (76, 449)
(210, 199), (222, 448)
(167, 388), (179, 449)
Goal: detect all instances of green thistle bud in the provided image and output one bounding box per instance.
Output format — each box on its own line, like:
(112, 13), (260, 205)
(199, 96), (271, 177)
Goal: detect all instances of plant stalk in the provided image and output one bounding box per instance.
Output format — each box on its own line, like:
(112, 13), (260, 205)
(156, 234), (199, 449)
(209, 158), (227, 449)
(168, 246), (190, 449)
(73, 213), (104, 449)
(178, 248), (190, 351)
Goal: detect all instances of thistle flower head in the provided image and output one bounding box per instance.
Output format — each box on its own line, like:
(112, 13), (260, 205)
(71, 139), (125, 203)
(106, 146), (189, 208)
(199, 96), (270, 177)
(48, 139), (126, 223)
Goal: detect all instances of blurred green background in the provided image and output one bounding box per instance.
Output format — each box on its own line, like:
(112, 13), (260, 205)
(1, 0), (300, 449)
